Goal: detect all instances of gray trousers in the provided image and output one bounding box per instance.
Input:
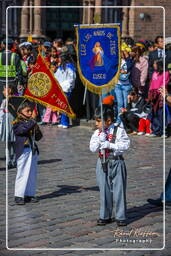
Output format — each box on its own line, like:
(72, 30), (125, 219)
(96, 157), (127, 221)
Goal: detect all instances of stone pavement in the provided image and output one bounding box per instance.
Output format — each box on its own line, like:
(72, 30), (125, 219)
(0, 124), (171, 256)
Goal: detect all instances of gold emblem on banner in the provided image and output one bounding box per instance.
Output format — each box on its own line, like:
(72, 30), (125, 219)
(28, 72), (52, 97)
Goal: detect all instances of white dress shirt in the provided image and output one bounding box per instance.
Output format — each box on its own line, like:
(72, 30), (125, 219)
(89, 123), (130, 156)
(54, 64), (76, 93)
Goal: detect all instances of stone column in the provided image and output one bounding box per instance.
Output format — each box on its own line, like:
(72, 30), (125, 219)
(41, 0), (46, 36)
(33, 0), (45, 38)
(14, 6), (18, 36)
(82, 0), (88, 24)
(94, 0), (102, 23)
(19, 0), (29, 38)
(29, 0), (33, 34)
(87, 0), (95, 24)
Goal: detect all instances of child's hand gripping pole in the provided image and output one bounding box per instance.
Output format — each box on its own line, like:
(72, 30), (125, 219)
(100, 95), (107, 172)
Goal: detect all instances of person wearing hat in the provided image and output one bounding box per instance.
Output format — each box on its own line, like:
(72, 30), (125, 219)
(0, 38), (22, 104)
(9, 97), (43, 205)
(54, 47), (76, 128)
(41, 41), (52, 65)
(114, 43), (133, 125)
(135, 41), (146, 52)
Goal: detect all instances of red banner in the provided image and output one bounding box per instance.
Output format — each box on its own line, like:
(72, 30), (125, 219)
(24, 54), (75, 119)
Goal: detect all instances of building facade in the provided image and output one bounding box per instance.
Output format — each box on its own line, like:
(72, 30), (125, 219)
(0, 0), (171, 41)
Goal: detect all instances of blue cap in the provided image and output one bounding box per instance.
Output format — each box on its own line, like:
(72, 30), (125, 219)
(43, 41), (52, 48)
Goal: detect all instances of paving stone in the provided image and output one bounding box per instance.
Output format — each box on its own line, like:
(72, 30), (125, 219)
(0, 126), (170, 255)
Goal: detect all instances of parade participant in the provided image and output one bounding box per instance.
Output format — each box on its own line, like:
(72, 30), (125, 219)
(54, 47), (76, 128)
(0, 85), (16, 169)
(9, 97), (43, 205)
(41, 62), (60, 125)
(89, 105), (130, 226)
(148, 59), (170, 137)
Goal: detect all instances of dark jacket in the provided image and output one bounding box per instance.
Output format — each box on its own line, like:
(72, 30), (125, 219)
(13, 119), (42, 160)
(127, 97), (151, 114)
(148, 49), (171, 79)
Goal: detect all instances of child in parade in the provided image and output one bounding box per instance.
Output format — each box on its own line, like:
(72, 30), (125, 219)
(54, 47), (76, 128)
(41, 62), (60, 125)
(9, 97), (43, 205)
(89, 105), (130, 226)
(0, 85), (16, 169)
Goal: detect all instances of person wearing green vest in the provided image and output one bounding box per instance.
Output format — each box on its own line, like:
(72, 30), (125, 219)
(0, 39), (22, 103)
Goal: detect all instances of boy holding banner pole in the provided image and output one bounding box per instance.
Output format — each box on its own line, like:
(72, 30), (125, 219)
(76, 24), (130, 225)
(89, 104), (130, 226)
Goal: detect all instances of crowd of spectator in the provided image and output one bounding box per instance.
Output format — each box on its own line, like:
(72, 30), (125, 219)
(0, 35), (171, 137)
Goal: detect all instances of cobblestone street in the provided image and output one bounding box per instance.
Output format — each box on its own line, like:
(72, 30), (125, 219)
(0, 124), (171, 256)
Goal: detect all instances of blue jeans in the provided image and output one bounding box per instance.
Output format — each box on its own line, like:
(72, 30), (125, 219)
(150, 108), (163, 136)
(60, 92), (71, 127)
(115, 83), (132, 123)
(160, 168), (171, 202)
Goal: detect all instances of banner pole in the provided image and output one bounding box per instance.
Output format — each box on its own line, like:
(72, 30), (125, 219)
(83, 87), (87, 105)
(100, 94), (105, 163)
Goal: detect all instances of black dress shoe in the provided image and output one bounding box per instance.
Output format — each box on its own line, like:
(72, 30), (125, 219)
(24, 196), (39, 203)
(97, 218), (115, 226)
(15, 197), (25, 205)
(116, 220), (127, 226)
(8, 163), (16, 169)
(147, 198), (163, 206)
